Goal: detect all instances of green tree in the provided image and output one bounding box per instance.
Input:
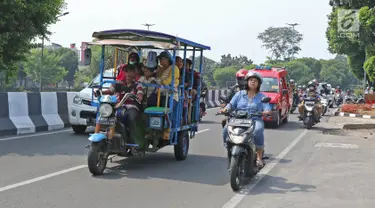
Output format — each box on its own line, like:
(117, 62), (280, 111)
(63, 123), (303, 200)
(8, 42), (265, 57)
(320, 55), (360, 88)
(0, 0), (66, 83)
(213, 66), (237, 88)
(294, 58), (322, 79)
(257, 27), (303, 61)
(54, 48), (79, 88)
(23, 49), (67, 89)
(244, 64), (257, 70)
(219, 54), (253, 68)
(191, 56), (218, 86)
(285, 61), (314, 85)
(326, 1), (375, 83)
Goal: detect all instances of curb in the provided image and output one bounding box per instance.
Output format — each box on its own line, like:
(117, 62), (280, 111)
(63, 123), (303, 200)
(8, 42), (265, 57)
(343, 123), (375, 130)
(334, 111), (375, 119)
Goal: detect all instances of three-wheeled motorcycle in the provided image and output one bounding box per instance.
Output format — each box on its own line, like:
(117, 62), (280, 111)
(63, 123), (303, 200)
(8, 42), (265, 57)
(81, 29), (210, 175)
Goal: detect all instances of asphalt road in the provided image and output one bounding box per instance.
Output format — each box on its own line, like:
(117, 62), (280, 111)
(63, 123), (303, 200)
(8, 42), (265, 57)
(0, 107), (373, 208)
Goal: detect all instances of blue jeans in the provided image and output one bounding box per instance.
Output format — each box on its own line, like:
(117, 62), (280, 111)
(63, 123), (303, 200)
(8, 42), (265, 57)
(222, 119), (265, 149)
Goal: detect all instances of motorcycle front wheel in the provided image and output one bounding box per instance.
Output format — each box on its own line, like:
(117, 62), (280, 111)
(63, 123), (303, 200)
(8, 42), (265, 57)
(88, 141), (108, 175)
(229, 155), (245, 191)
(304, 116), (313, 129)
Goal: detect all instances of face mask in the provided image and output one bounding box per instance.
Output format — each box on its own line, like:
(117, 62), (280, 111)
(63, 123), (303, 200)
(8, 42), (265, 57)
(129, 61), (135, 65)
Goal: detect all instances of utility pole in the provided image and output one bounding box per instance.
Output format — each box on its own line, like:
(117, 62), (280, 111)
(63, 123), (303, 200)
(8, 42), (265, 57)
(40, 12), (69, 92)
(142, 23), (155, 31)
(286, 23), (299, 59)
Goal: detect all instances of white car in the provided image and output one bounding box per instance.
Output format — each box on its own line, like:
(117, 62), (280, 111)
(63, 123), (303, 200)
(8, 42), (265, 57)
(69, 69), (114, 134)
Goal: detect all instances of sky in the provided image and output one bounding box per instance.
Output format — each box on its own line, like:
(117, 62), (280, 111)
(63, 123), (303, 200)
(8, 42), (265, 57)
(47, 0), (335, 64)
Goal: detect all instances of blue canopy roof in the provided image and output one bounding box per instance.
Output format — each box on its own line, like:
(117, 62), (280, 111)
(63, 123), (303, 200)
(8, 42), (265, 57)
(92, 29), (211, 50)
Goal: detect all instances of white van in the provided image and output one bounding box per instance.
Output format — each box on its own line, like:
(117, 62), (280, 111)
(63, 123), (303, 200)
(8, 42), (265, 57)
(69, 69), (114, 134)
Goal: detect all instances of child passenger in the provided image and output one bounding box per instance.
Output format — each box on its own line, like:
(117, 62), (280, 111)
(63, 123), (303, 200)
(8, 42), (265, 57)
(137, 51), (160, 107)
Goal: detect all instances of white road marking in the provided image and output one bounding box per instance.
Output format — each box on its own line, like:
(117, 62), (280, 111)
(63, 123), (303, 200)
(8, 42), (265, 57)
(314, 142), (359, 149)
(0, 165), (87, 193)
(0, 128), (210, 193)
(221, 129), (308, 208)
(0, 129), (72, 142)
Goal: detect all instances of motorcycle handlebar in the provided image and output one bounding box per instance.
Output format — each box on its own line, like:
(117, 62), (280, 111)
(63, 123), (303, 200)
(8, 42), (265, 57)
(115, 93), (141, 108)
(215, 111), (266, 117)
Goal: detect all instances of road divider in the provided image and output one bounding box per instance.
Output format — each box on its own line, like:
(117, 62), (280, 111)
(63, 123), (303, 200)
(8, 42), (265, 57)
(0, 90), (227, 137)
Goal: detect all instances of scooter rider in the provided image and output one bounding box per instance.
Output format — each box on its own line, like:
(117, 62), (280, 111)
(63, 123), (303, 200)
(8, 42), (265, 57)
(224, 69), (248, 105)
(298, 81), (322, 121)
(200, 79), (208, 115)
(221, 69), (248, 127)
(320, 82), (330, 95)
(335, 86), (342, 94)
(290, 79), (299, 105)
(220, 71), (271, 167)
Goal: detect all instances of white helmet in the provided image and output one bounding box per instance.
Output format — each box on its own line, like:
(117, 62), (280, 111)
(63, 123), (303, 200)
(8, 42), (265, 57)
(245, 71), (263, 84)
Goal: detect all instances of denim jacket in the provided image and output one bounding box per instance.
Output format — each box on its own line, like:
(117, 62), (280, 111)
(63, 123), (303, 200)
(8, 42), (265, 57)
(225, 90), (271, 120)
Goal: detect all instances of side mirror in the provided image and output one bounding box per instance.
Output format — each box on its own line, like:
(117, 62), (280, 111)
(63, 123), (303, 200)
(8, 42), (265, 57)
(83, 48), (91, 65)
(261, 97), (271, 103)
(219, 95), (228, 103)
(82, 82), (88, 88)
(282, 89), (288, 95)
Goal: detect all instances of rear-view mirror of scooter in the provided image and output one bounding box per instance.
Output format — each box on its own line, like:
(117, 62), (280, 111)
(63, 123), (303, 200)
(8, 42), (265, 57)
(261, 97), (271, 103)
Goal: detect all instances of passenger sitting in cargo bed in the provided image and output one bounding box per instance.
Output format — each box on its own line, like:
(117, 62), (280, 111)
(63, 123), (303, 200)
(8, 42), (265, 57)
(137, 51), (160, 107)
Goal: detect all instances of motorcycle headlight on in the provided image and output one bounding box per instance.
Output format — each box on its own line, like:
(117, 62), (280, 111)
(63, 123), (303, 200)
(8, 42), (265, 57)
(99, 103), (113, 118)
(227, 126), (253, 144)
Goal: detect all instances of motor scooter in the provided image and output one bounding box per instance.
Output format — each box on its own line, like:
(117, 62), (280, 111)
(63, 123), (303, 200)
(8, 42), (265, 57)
(320, 94), (329, 116)
(302, 97), (319, 129)
(216, 96), (271, 191)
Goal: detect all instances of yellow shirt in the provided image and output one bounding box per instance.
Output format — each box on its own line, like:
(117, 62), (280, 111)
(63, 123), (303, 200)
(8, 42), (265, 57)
(158, 65), (180, 101)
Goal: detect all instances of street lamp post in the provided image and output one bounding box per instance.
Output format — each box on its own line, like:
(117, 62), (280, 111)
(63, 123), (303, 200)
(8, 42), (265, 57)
(39, 12), (69, 92)
(286, 23), (299, 59)
(142, 23), (155, 31)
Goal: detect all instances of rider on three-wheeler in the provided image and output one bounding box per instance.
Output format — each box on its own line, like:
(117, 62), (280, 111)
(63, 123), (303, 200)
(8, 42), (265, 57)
(81, 29), (210, 175)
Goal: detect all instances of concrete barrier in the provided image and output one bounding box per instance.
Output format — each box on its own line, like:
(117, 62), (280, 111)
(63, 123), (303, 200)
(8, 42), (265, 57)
(0, 90), (229, 136)
(0, 92), (77, 136)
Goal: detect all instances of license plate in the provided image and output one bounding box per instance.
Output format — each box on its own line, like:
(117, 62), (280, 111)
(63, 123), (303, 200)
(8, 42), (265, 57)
(305, 101), (315, 105)
(229, 118), (252, 124)
(97, 117), (116, 125)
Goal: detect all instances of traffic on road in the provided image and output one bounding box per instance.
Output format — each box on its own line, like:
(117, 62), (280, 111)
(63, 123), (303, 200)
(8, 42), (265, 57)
(2, 103), (371, 208)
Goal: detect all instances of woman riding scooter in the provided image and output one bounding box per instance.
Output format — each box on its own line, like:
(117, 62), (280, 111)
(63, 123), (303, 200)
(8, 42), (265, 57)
(221, 69), (248, 127)
(221, 71), (271, 167)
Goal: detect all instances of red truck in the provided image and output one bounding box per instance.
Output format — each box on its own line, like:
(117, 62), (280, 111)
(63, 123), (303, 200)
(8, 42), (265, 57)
(253, 66), (291, 128)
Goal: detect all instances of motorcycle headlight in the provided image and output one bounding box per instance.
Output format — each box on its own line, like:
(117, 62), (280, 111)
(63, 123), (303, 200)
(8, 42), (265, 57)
(99, 103), (113, 118)
(228, 133), (246, 144)
(73, 95), (82, 104)
(228, 126), (252, 144)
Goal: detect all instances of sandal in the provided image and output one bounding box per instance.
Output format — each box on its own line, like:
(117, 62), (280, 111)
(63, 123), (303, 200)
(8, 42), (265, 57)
(256, 159), (265, 168)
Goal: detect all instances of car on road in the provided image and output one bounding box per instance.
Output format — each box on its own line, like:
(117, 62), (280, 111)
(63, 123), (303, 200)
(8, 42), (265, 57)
(69, 69), (114, 134)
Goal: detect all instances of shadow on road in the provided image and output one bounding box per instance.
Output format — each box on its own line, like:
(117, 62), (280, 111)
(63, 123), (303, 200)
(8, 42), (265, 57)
(92, 153), (229, 186)
(263, 154), (292, 164)
(199, 120), (221, 125)
(265, 121), (302, 131)
(246, 175), (316, 195)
